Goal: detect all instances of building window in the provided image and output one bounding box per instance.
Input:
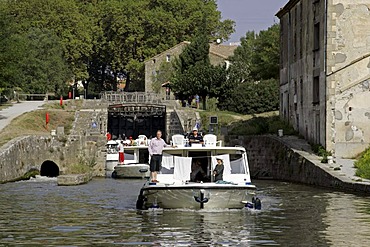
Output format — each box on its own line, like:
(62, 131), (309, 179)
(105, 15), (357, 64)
(313, 76), (320, 105)
(152, 59), (156, 64)
(300, 78), (303, 106)
(299, 27), (303, 58)
(166, 54), (171, 62)
(314, 22), (320, 51)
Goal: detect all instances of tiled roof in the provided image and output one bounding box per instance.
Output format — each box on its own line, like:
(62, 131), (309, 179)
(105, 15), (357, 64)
(209, 43), (238, 59)
(145, 41), (238, 63)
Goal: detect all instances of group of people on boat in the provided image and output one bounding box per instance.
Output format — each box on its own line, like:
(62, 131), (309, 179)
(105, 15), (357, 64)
(107, 128), (224, 183)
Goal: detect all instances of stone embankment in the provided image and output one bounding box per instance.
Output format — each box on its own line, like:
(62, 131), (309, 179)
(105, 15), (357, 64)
(227, 135), (370, 193)
(0, 99), (107, 183)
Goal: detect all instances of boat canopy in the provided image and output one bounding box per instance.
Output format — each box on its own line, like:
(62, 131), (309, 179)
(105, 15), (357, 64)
(160, 151), (248, 182)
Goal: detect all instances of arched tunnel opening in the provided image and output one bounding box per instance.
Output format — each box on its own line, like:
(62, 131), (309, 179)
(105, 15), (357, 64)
(40, 160), (60, 177)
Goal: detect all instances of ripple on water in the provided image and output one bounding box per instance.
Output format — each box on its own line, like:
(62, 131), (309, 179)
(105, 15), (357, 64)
(1, 179), (370, 245)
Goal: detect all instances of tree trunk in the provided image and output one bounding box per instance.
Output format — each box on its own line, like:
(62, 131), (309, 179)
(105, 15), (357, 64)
(124, 73), (130, 92)
(202, 95), (207, 110)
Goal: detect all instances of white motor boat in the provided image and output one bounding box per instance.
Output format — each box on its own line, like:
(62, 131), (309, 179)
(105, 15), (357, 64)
(136, 135), (258, 210)
(111, 145), (150, 179)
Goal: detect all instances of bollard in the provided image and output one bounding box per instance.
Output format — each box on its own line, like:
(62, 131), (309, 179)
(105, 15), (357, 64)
(278, 129), (283, 137)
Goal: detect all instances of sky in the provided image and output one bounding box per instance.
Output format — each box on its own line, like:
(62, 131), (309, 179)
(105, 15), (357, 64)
(217, 0), (289, 43)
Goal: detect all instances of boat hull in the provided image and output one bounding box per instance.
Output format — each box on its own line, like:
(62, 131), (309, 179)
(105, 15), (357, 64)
(137, 184), (256, 210)
(112, 164), (150, 179)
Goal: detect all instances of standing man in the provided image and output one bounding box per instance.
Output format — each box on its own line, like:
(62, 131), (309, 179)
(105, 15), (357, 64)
(148, 130), (168, 183)
(118, 140), (125, 164)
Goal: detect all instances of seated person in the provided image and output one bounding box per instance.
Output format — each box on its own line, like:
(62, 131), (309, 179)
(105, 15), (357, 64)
(188, 128), (204, 146)
(213, 157), (224, 182)
(191, 160), (206, 182)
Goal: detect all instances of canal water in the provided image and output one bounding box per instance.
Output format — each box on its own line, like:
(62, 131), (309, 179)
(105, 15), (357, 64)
(1, 178), (370, 246)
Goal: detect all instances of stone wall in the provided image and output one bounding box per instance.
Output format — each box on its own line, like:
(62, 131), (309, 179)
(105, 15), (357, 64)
(277, 0), (327, 148)
(0, 135), (74, 183)
(227, 135), (370, 193)
(0, 100), (108, 183)
(326, 1), (370, 158)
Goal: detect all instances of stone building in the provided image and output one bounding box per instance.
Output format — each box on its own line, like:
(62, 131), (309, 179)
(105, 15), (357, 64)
(277, 0), (370, 158)
(144, 41), (237, 100)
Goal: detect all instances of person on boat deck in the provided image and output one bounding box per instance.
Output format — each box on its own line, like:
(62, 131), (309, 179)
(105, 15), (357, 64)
(213, 157), (224, 182)
(188, 127), (204, 146)
(148, 130), (168, 183)
(118, 140), (125, 164)
(191, 160), (206, 182)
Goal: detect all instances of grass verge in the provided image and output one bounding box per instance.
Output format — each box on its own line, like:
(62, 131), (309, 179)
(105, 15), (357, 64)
(354, 146), (370, 179)
(0, 102), (76, 148)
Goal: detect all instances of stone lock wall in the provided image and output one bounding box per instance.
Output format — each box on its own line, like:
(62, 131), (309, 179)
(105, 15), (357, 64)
(227, 135), (370, 193)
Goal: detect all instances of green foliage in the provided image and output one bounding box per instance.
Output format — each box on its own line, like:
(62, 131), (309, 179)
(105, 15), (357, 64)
(172, 33), (227, 109)
(0, 0), (234, 95)
(206, 97), (219, 111)
(354, 147), (370, 179)
(219, 24), (280, 114)
(229, 115), (297, 136)
(310, 144), (332, 163)
(152, 62), (174, 93)
(219, 79), (279, 114)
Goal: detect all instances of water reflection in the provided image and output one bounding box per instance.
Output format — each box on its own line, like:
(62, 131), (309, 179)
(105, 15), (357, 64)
(1, 178), (370, 246)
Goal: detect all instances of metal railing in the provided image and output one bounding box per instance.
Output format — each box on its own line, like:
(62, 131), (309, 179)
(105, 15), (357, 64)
(101, 91), (162, 104)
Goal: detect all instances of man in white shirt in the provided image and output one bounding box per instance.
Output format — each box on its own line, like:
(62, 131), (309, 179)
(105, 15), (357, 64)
(148, 130), (168, 182)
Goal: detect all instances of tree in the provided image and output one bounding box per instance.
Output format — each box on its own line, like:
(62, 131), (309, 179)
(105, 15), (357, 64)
(221, 79), (279, 114)
(0, 0), (235, 96)
(218, 24), (280, 114)
(152, 62), (175, 93)
(171, 33), (226, 109)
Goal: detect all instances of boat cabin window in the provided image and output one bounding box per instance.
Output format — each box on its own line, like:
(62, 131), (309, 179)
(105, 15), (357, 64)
(189, 151), (211, 182)
(124, 150), (135, 161)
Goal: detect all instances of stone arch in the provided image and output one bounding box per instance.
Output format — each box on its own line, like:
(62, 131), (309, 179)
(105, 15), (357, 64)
(40, 160), (60, 177)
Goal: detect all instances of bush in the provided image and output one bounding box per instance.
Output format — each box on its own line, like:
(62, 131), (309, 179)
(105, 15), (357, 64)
(218, 79), (279, 114)
(310, 144), (332, 163)
(206, 97), (218, 112)
(354, 147), (370, 179)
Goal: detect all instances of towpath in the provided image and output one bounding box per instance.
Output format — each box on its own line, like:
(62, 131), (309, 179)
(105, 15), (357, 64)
(278, 135), (370, 190)
(0, 101), (45, 132)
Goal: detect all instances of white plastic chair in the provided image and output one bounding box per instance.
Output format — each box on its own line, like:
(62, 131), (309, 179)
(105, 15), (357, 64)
(203, 134), (222, 147)
(172, 134), (186, 147)
(137, 135), (147, 146)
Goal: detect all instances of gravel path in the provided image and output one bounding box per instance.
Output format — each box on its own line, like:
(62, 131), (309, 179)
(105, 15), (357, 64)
(0, 101), (45, 132)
